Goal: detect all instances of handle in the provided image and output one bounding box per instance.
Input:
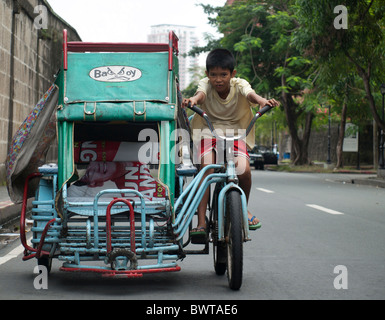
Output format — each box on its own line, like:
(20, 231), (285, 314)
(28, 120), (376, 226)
(256, 104), (274, 117)
(187, 102), (274, 141)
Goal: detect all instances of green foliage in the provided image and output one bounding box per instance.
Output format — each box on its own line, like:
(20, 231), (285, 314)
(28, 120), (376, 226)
(189, 0), (385, 162)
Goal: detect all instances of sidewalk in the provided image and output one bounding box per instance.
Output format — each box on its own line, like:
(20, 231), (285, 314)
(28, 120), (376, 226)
(0, 185), (21, 248)
(0, 185), (32, 228)
(0, 185), (16, 226)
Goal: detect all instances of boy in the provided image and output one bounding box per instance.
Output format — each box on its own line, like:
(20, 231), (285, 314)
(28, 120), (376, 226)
(182, 48), (279, 239)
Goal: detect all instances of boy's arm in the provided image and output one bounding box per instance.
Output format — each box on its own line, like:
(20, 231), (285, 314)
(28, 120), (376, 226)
(182, 91), (206, 108)
(247, 92), (280, 108)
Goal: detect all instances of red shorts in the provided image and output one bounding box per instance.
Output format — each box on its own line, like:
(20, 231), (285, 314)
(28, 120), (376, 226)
(199, 139), (249, 160)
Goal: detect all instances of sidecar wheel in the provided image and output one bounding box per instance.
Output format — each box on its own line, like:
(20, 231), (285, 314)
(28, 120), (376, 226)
(38, 256), (52, 273)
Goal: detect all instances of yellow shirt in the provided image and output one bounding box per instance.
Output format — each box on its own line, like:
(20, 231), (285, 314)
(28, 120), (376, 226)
(190, 77), (257, 148)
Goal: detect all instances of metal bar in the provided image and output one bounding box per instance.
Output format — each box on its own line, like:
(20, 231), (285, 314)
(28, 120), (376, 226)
(20, 173), (42, 255)
(59, 265), (181, 278)
(63, 29), (68, 70)
(174, 174), (224, 239)
(168, 31), (179, 71)
(67, 42), (169, 53)
(173, 164), (223, 226)
(106, 198), (135, 254)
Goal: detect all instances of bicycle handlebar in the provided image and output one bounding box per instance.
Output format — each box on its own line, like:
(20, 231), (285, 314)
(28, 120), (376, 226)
(187, 102), (274, 141)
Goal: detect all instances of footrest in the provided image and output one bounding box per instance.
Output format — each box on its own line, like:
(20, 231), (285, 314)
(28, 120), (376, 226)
(59, 266), (181, 278)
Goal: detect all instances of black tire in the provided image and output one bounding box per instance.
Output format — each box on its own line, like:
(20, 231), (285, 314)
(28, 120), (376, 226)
(211, 183), (227, 275)
(38, 256), (52, 274)
(214, 241), (227, 276)
(225, 190), (243, 290)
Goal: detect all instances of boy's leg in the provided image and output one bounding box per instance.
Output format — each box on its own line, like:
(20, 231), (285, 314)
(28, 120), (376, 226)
(236, 154), (260, 226)
(195, 150), (215, 229)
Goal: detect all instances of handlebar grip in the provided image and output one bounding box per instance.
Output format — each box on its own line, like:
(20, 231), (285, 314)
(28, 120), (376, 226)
(256, 104), (274, 117)
(187, 102), (206, 117)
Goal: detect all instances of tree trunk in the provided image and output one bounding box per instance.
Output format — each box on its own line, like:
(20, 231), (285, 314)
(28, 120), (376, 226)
(299, 111), (314, 165)
(359, 71), (385, 133)
(345, 53), (385, 132)
(281, 75), (313, 165)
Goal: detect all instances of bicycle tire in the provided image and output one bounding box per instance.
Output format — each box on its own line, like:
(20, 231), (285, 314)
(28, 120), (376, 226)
(225, 189), (243, 290)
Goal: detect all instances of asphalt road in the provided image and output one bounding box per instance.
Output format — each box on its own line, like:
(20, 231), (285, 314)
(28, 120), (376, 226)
(1, 170), (384, 301)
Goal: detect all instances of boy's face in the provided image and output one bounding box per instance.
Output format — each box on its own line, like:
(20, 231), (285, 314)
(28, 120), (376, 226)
(206, 67), (237, 97)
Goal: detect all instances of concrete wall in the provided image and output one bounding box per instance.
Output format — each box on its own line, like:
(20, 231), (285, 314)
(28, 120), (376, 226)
(278, 123), (373, 166)
(0, 0), (81, 184)
(306, 123), (373, 166)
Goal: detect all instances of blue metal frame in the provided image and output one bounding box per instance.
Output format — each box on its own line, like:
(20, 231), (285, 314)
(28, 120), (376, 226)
(29, 131), (251, 278)
(30, 156), (249, 273)
(173, 164), (250, 242)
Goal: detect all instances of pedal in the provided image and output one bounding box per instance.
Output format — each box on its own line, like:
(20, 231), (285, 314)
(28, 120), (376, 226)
(190, 233), (208, 245)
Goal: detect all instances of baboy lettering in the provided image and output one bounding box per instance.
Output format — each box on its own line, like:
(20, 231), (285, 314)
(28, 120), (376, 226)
(89, 66), (142, 82)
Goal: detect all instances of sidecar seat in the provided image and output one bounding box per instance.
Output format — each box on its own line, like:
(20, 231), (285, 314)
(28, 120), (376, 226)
(66, 140), (167, 215)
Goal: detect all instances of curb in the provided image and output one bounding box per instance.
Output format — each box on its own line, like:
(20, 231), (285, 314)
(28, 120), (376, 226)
(0, 199), (33, 226)
(351, 178), (385, 188)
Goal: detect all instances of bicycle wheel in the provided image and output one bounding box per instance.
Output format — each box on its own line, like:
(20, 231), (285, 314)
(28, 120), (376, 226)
(211, 183), (226, 275)
(225, 189), (243, 290)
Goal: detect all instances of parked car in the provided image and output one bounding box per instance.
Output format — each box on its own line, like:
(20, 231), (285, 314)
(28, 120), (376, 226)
(248, 148), (264, 170)
(257, 146), (278, 165)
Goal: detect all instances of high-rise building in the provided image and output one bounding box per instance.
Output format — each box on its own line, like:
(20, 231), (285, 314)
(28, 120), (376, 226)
(148, 24), (199, 90)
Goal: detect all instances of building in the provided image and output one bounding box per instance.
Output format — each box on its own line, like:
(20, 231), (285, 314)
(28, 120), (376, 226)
(148, 24), (199, 90)
(0, 0), (81, 185)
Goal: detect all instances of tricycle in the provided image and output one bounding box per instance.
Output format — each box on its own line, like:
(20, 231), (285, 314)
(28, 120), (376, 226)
(8, 30), (272, 290)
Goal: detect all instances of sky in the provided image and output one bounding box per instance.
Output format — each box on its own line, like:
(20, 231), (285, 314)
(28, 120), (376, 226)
(46, 0), (226, 43)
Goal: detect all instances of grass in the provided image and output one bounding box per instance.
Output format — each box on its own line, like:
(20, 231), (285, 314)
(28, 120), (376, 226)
(266, 162), (376, 174)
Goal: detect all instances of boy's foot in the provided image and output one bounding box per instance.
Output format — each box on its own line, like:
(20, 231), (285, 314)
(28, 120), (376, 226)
(190, 226), (206, 235)
(248, 213), (261, 230)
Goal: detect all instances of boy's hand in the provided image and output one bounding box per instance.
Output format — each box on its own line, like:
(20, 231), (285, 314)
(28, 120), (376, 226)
(259, 98), (280, 108)
(247, 92), (280, 108)
(182, 92), (206, 108)
(182, 98), (197, 108)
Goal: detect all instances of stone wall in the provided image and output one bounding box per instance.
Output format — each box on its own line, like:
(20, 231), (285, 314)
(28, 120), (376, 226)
(0, 0), (81, 184)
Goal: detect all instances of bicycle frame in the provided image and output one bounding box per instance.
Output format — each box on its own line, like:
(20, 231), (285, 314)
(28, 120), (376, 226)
(172, 162), (249, 242)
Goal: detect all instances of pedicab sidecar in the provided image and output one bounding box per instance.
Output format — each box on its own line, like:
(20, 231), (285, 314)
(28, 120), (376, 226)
(16, 29), (193, 277)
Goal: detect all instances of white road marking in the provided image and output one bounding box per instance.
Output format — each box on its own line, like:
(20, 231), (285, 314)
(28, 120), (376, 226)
(256, 188), (275, 194)
(0, 235), (31, 266)
(0, 244), (24, 266)
(306, 204), (344, 215)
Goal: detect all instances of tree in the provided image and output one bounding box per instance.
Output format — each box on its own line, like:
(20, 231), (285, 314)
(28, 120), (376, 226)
(198, 0), (316, 165)
(294, 0), (385, 133)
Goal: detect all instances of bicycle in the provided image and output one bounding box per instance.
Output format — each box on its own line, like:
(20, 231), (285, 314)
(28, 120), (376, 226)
(178, 102), (273, 290)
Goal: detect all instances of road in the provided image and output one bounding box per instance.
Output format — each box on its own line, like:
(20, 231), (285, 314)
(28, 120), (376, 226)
(1, 170), (384, 301)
